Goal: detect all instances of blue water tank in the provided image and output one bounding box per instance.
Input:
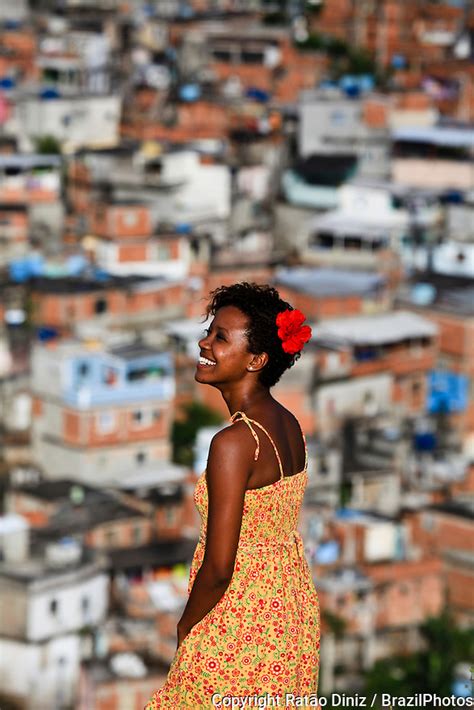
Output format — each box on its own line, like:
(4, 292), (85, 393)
(246, 87), (269, 103)
(40, 88), (61, 100)
(179, 84), (201, 102)
(0, 77), (15, 89)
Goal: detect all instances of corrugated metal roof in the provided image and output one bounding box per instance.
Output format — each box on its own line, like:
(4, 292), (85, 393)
(392, 126), (474, 148)
(274, 267), (385, 297)
(313, 310), (438, 345)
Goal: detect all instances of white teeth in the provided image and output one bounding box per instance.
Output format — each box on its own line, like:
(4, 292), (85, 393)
(199, 356), (216, 366)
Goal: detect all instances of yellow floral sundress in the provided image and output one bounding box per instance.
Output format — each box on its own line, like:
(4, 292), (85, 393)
(145, 411), (321, 708)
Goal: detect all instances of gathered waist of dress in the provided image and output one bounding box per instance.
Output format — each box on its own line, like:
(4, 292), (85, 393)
(198, 529), (305, 555)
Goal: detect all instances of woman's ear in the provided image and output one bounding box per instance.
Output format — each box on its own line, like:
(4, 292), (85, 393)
(247, 352), (269, 372)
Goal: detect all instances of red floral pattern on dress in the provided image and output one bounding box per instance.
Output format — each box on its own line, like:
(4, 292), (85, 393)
(145, 415), (321, 709)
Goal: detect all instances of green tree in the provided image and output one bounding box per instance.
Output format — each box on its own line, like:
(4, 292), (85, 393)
(34, 134), (62, 154)
(171, 401), (224, 467)
(363, 608), (474, 697)
(322, 609), (347, 638)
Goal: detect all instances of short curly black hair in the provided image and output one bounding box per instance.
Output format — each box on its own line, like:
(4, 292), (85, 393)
(204, 282), (302, 388)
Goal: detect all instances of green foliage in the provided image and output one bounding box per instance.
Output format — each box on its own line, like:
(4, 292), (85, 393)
(171, 401), (224, 467)
(346, 48), (376, 76)
(34, 134), (62, 154)
(340, 481), (352, 507)
(321, 609), (347, 638)
(305, 0), (324, 15)
(262, 11), (288, 25)
(296, 31), (377, 78)
(363, 608), (474, 697)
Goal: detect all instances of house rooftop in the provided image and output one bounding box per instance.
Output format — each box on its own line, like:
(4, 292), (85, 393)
(274, 267), (385, 298)
(0, 549), (105, 584)
(310, 210), (407, 238)
(164, 317), (210, 342)
(104, 462), (188, 491)
(9, 477), (99, 502)
(28, 274), (168, 294)
(397, 272), (474, 316)
(36, 492), (147, 538)
(108, 342), (165, 361)
(0, 155), (62, 169)
(315, 566), (372, 592)
(425, 496), (474, 521)
(108, 538), (197, 572)
(81, 654), (170, 684)
(392, 125), (474, 149)
(313, 310), (438, 346)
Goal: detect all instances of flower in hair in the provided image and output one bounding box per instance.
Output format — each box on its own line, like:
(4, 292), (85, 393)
(276, 309), (312, 354)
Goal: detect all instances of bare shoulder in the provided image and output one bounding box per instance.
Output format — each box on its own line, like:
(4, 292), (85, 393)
(206, 420), (257, 493)
(209, 420), (256, 461)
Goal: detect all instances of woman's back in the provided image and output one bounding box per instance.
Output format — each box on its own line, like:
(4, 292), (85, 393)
(235, 403), (307, 491)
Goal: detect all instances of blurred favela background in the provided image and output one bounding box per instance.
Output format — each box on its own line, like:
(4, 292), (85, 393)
(0, 0), (473, 708)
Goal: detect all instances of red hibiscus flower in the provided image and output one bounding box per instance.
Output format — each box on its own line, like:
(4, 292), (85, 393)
(276, 309), (312, 354)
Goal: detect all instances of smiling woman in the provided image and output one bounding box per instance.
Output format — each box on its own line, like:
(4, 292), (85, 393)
(146, 282), (320, 709)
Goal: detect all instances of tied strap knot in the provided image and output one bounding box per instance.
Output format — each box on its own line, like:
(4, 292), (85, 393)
(230, 411), (260, 460)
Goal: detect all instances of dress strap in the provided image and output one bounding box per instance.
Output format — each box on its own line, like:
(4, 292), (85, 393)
(230, 411), (285, 480)
(297, 418), (309, 473)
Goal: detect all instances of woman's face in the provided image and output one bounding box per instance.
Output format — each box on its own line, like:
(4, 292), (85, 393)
(195, 305), (257, 386)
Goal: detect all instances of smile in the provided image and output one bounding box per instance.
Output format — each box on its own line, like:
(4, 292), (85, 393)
(198, 356), (217, 367)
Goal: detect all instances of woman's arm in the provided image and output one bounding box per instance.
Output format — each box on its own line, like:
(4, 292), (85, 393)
(176, 424), (252, 645)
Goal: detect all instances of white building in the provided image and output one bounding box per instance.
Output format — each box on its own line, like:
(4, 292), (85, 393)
(143, 150), (232, 226)
(0, 518), (109, 708)
(298, 91), (391, 181)
(15, 95), (121, 153)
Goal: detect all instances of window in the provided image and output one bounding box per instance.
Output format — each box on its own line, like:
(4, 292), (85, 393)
(132, 525), (143, 545)
(319, 457), (329, 476)
(78, 362), (89, 379)
(127, 365), (165, 382)
(344, 236), (363, 250)
(102, 366), (119, 386)
(156, 245), (170, 260)
(136, 451), (147, 465)
(165, 507), (176, 525)
(50, 598), (59, 616)
(241, 50), (264, 64)
(123, 211), (138, 227)
(133, 410), (143, 424)
(96, 411), (116, 435)
(105, 528), (116, 546)
(330, 110), (347, 126)
(317, 232), (335, 249)
(81, 596), (90, 616)
(354, 347), (378, 362)
(212, 49), (232, 62)
(94, 298), (108, 314)
(131, 409), (153, 429)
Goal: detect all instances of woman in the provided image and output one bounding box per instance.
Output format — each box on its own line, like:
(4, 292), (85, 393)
(146, 282), (321, 708)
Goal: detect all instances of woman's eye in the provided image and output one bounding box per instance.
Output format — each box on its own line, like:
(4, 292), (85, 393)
(202, 327), (224, 341)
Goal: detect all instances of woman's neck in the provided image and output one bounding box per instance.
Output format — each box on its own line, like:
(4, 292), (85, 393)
(221, 385), (273, 418)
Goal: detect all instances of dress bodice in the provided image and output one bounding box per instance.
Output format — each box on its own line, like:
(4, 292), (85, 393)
(192, 410), (309, 559)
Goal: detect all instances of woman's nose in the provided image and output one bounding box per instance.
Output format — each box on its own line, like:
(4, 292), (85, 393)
(198, 333), (210, 349)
